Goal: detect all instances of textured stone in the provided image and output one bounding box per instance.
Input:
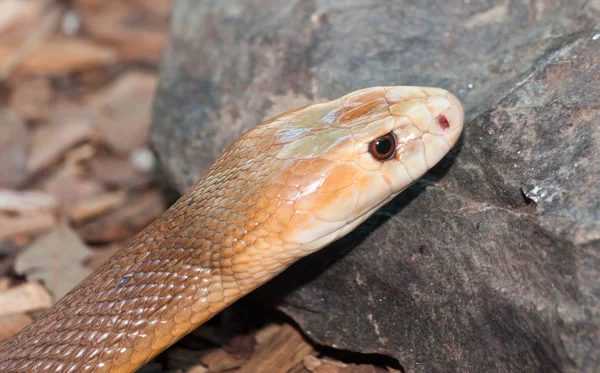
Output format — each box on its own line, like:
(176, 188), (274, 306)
(152, 1), (600, 372)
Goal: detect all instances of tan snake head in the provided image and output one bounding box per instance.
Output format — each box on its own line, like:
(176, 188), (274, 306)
(209, 86), (464, 265)
(0, 86), (463, 373)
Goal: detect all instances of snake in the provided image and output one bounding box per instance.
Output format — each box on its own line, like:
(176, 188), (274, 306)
(0, 86), (464, 373)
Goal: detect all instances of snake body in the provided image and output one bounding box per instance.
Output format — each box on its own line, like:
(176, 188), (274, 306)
(0, 86), (464, 373)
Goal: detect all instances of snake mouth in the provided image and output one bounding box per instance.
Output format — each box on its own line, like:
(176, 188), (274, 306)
(296, 187), (404, 255)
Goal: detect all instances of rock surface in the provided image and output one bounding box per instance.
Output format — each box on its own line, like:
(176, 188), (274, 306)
(152, 1), (600, 372)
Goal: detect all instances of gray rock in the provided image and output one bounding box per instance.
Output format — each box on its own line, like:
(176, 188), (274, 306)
(152, 1), (599, 372)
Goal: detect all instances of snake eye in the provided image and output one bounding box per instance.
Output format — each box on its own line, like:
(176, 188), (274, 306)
(368, 132), (396, 161)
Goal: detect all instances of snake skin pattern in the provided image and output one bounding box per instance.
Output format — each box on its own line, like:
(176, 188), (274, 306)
(0, 86), (464, 373)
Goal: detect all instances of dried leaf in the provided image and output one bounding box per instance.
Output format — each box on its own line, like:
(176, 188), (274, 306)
(0, 282), (52, 317)
(27, 116), (92, 173)
(0, 110), (28, 188)
(88, 71), (157, 153)
(15, 223), (94, 300)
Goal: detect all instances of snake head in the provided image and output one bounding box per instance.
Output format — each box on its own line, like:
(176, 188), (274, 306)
(207, 86), (464, 263)
(256, 86), (464, 253)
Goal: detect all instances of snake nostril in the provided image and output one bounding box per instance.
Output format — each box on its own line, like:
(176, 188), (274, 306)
(438, 115), (450, 131)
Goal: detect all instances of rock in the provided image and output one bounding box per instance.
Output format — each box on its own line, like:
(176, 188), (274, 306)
(0, 110), (28, 188)
(151, 1), (600, 372)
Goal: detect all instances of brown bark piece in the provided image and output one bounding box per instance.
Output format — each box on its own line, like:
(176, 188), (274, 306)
(235, 324), (315, 373)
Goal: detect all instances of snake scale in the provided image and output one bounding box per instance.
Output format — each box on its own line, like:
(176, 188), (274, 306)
(0, 86), (464, 373)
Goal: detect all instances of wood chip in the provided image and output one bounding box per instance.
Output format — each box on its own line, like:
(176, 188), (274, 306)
(0, 313), (33, 341)
(236, 324), (315, 373)
(15, 223), (94, 300)
(200, 348), (248, 372)
(0, 212), (55, 240)
(0, 282), (52, 317)
(69, 190), (127, 224)
(0, 189), (57, 213)
(0, 110), (28, 188)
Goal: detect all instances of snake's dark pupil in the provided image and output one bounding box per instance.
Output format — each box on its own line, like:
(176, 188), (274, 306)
(376, 137), (392, 155)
